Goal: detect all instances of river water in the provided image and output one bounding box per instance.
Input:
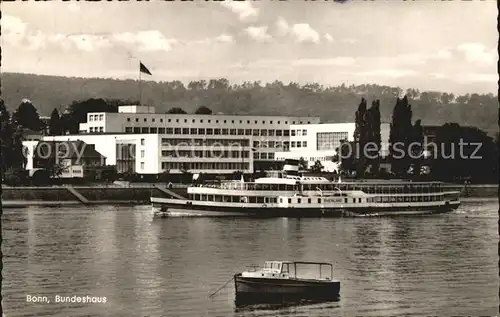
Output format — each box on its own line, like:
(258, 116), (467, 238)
(2, 199), (498, 316)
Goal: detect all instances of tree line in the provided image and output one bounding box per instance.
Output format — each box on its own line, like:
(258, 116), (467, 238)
(334, 96), (499, 183)
(2, 73), (498, 136)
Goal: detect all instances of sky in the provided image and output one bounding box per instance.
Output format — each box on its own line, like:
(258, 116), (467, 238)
(2, 0), (498, 95)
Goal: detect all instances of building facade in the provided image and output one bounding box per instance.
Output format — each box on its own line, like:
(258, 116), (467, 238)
(33, 133), (253, 175)
(275, 122), (391, 172)
(75, 105), (320, 173)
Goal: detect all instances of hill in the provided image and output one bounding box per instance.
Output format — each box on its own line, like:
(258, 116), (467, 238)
(1, 72), (498, 134)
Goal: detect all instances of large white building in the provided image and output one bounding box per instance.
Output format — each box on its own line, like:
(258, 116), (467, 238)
(24, 105), (321, 175)
(24, 105), (396, 176)
(275, 122), (390, 172)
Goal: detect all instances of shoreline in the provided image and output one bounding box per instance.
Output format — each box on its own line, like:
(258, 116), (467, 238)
(0, 184), (497, 208)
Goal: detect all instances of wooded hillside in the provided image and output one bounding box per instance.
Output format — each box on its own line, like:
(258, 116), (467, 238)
(2, 72), (497, 134)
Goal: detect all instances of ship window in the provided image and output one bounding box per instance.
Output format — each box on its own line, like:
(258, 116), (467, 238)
(215, 195), (222, 202)
(352, 198), (356, 203)
(208, 195), (214, 202)
(318, 198), (322, 204)
(280, 198), (283, 203)
(297, 198), (301, 204)
(282, 263), (289, 273)
(344, 198), (348, 203)
(288, 198), (292, 203)
(201, 194), (207, 201)
(358, 198), (361, 203)
(257, 197), (265, 203)
(250, 197), (257, 203)
(308, 198), (311, 204)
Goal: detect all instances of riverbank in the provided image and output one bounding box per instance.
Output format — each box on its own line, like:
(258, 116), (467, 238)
(1, 185), (188, 208)
(0, 184), (496, 208)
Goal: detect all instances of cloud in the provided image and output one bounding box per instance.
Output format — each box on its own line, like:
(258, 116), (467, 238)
(292, 57), (356, 67)
(430, 73), (447, 79)
(214, 33), (233, 43)
(394, 53), (426, 65)
(290, 24), (320, 44)
(457, 42), (496, 66)
(434, 49), (452, 60)
(273, 17), (321, 44)
(324, 33), (334, 43)
(243, 26), (272, 42)
(221, 1), (259, 21)
(113, 30), (177, 52)
(275, 17), (289, 36)
(1, 15), (28, 45)
(355, 69), (418, 78)
(69, 34), (112, 52)
(463, 73), (497, 83)
(340, 38), (358, 44)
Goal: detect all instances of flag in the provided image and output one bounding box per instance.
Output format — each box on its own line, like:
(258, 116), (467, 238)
(140, 62), (152, 75)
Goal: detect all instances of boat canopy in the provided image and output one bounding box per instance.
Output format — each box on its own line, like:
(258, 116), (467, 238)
(261, 261), (334, 280)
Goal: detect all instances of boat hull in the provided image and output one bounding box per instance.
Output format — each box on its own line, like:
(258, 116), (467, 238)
(234, 274), (340, 303)
(151, 198), (460, 217)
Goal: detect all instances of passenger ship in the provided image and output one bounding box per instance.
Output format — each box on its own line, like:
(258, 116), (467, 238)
(151, 160), (461, 217)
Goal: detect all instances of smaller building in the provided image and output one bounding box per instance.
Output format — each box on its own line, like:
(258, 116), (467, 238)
(31, 140), (107, 178)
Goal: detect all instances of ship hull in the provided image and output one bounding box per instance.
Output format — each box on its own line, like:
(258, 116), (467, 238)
(234, 274), (340, 303)
(151, 198), (460, 217)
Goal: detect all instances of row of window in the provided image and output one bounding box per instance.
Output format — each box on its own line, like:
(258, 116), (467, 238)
(161, 150), (250, 158)
(252, 141), (289, 149)
(160, 162), (250, 170)
(89, 127), (104, 132)
(127, 117), (312, 125)
(156, 151), (274, 160)
(89, 114), (104, 121)
(291, 141), (307, 148)
(188, 194), (443, 204)
(125, 127), (295, 136)
(160, 138), (249, 146)
(291, 129), (307, 136)
(196, 183), (442, 192)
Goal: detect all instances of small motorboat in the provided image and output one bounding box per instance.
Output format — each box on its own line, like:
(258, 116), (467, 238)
(233, 260), (340, 304)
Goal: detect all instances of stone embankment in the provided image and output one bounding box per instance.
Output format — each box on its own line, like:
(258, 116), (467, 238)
(1, 184), (188, 208)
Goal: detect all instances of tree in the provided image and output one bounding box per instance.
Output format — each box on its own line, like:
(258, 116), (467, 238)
(311, 160), (324, 173)
(366, 100), (381, 175)
(298, 157), (308, 171)
(389, 96), (414, 177)
(49, 108), (62, 135)
(0, 100), (25, 175)
(167, 107), (187, 114)
(333, 139), (358, 176)
(430, 123), (498, 183)
(0, 99), (14, 174)
(410, 119), (424, 178)
(194, 105), (213, 114)
(12, 99), (44, 131)
(63, 98), (119, 134)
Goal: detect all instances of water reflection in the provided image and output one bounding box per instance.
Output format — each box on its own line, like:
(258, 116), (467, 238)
(1, 200), (498, 317)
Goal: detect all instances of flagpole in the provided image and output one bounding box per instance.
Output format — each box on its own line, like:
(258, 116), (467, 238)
(139, 64), (142, 106)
